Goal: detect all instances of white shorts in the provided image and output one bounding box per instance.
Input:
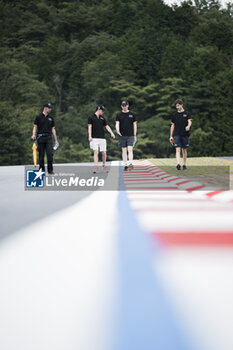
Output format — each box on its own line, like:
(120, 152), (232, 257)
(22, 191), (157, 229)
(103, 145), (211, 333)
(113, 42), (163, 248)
(90, 138), (107, 152)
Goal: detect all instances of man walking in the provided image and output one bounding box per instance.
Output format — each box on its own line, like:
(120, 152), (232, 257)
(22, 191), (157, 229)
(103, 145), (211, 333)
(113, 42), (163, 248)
(32, 102), (58, 174)
(88, 105), (115, 173)
(170, 99), (192, 170)
(116, 100), (137, 171)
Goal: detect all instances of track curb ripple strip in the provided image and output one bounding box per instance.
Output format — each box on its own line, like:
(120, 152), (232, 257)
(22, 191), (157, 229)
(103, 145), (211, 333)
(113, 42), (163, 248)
(121, 160), (233, 350)
(124, 160), (233, 245)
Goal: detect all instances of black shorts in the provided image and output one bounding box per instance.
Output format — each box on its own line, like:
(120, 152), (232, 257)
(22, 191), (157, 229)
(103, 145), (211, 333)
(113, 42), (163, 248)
(174, 135), (190, 148)
(118, 136), (134, 148)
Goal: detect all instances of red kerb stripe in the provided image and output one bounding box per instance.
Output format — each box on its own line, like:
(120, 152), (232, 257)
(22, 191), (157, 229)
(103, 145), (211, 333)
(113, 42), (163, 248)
(153, 232), (233, 246)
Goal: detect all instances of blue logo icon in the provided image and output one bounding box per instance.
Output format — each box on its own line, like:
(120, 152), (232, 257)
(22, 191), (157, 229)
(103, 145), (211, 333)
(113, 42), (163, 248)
(26, 169), (45, 188)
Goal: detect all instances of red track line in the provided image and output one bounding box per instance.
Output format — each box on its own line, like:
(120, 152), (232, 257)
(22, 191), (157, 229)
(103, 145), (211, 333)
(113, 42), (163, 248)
(186, 185), (207, 192)
(167, 177), (183, 182)
(125, 187), (178, 190)
(150, 172), (168, 176)
(123, 175), (157, 177)
(123, 174), (153, 177)
(123, 172), (152, 175)
(153, 232), (233, 246)
(124, 175), (161, 178)
(175, 180), (192, 185)
(133, 166), (154, 169)
(124, 177), (163, 179)
(126, 198), (219, 202)
(127, 191), (189, 195)
(206, 190), (226, 197)
(124, 180), (166, 183)
(123, 176), (164, 179)
(124, 174), (167, 181)
(150, 171), (166, 174)
(159, 175), (176, 180)
(135, 207), (232, 212)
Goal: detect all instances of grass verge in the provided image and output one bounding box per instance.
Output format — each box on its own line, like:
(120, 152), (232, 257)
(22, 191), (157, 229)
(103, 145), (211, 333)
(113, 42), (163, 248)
(148, 157), (233, 190)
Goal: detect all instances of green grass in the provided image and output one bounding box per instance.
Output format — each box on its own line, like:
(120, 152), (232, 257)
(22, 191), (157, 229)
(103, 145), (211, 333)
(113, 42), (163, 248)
(148, 157), (233, 175)
(147, 157), (233, 189)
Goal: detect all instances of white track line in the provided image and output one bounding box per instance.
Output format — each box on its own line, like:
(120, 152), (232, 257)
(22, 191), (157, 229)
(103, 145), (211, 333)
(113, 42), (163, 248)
(0, 191), (118, 350)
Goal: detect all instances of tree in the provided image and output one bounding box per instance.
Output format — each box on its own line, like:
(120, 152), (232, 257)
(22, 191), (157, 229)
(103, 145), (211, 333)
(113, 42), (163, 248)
(54, 137), (93, 163)
(156, 78), (186, 119)
(208, 69), (233, 155)
(189, 127), (214, 156)
(139, 116), (172, 158)
(0, 103), (29, 165)
(0, 0), (233, 164)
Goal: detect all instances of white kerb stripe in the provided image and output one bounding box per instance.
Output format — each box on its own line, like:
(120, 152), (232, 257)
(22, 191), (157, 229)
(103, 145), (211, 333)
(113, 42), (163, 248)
(0, 191), (118, 350)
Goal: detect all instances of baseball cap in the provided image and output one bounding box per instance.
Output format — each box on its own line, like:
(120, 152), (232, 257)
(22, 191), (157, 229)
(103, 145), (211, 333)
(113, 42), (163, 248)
(121, 100), (129, 106)
(44, 102), (53, 108)
(96, 105), (105, 111)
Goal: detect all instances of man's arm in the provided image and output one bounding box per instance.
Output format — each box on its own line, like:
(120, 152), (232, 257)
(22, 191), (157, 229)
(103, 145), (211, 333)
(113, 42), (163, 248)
(52, 127), (58, 143)
(133, 121), (137, 144)
(105, 125), (115, 138)
(115, 121), (122, 136)
(170, 123), (175, 142)
(88, 124), (92, 141)
(31, 125), (37, 140)
(185, 119), (192, 131)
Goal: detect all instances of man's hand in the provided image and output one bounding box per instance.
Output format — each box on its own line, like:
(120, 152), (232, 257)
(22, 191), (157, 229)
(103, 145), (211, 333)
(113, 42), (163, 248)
(89, 136), (92, 142)
(170, 136), (174, 144)
(111, 132), (115, 139)
(185, 126), (190, 131)
(134, 136), (137, 144)
(53, 141), (59, 151)
(31, 135), (36, 140)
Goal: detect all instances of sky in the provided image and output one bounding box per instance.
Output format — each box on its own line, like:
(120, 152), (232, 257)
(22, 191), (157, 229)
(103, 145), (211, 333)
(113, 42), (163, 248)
(162, 0), (230, 8)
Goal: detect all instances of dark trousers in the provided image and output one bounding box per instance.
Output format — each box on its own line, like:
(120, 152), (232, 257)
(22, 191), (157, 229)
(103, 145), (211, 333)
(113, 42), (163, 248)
(38, 136), (53, 173)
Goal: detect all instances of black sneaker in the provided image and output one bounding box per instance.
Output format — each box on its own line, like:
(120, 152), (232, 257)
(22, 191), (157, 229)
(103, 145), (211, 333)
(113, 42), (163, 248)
(176, 164), (181, 170)
(183, 165), (187, 170)
(48, 171), (54, 175)
(124, 166), (128, 171)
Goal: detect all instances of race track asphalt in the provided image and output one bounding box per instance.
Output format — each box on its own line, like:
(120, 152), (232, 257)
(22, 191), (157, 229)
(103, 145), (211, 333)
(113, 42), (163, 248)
(0, 164), (94, 240)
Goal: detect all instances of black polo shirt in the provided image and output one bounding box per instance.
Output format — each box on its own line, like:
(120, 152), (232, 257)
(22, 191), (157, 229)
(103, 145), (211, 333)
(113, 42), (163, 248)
(34, 113), (55, 134)
(171, 110), (192, 136)
(116, 111), (136, 136)
(88, 114), (107, 138)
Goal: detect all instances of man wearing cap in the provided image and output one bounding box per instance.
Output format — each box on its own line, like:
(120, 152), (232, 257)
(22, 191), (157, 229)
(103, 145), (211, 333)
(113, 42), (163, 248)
(88, 105), (115, 173)
(116, 100), (137, 171)
(31, 102), (58, 174)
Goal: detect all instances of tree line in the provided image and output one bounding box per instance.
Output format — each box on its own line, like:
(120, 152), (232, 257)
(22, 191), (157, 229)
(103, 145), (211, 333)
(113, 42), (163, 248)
(0, 0), (233, 165)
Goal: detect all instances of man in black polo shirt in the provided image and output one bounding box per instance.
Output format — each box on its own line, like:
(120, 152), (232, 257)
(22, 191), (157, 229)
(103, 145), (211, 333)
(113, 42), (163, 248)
(116, 100), (137, 171)
(31, 102), (58, 174)
(88, 105), (115, 173)
(170, 99), (192, 170)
